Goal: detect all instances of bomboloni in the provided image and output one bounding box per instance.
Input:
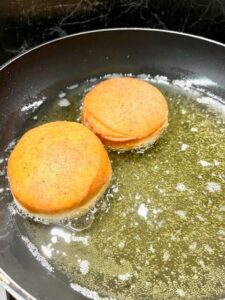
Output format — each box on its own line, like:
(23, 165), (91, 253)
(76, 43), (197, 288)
(82, 77), (168, 150)
(7, 121), (112, 220)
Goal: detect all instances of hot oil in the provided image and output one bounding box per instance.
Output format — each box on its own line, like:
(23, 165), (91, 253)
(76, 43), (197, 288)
(4, 76), (225, 299)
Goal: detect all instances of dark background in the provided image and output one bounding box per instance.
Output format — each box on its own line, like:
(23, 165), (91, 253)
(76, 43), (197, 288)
(0, 0), (225, 66)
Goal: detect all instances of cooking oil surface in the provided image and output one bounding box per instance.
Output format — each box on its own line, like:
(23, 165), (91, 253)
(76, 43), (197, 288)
(3, 75), (225, 299)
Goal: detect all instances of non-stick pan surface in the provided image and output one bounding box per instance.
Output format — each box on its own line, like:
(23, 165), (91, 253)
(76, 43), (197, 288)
(0, 29), (225, 300)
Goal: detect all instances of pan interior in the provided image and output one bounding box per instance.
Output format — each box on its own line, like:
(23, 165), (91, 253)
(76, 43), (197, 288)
(2, 74), (225, 300)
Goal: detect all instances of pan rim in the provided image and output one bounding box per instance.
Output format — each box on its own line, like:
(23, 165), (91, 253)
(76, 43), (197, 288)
(0, 27), (225, 72)
(0, 268), (36, 300)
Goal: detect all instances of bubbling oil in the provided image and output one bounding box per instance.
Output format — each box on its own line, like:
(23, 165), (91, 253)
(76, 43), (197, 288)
(3, 75), (225, 299)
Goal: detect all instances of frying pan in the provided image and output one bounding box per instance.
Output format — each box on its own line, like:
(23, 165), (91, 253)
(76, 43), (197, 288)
(0, 28), (225, 300)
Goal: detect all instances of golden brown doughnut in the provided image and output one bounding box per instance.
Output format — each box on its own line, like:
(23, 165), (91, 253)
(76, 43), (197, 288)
(82, 77), (168, 150)
(8, 121), (112, 220)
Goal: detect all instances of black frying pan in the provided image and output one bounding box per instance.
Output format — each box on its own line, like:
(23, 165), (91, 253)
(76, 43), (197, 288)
(0, 28), (225, 300)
